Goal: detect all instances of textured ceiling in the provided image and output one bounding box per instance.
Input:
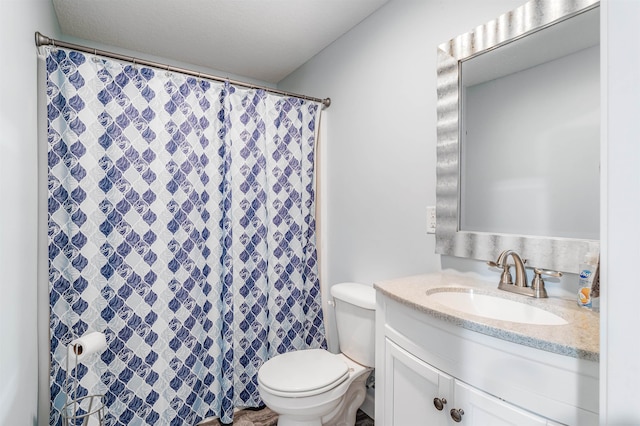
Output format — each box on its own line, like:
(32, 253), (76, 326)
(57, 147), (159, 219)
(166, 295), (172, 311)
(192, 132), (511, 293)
(52, 0), (389, 83)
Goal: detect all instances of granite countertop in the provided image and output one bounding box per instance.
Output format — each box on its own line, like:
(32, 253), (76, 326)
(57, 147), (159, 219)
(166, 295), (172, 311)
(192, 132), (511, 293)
(374, 272), (600, 362)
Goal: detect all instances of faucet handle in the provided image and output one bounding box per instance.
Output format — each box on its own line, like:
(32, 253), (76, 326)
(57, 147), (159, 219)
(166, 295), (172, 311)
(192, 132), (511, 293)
(487, 260), (513, 285)
(488, 259), (528, 268)
(533, 268), (562, 278)
(531, 268), (562, 298)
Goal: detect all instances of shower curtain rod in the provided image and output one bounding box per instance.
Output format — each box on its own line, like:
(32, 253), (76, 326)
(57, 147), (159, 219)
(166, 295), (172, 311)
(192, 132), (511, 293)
(35, 32), (331, 109)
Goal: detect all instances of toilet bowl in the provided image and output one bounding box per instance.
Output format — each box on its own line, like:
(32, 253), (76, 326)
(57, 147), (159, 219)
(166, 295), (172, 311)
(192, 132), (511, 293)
(257, 282), (376, 426)
(258, 349), (371, 426)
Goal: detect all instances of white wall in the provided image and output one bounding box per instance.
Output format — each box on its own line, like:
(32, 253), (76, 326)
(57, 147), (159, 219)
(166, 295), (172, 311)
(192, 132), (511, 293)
(601, 0), (640, 422)
(280, 0), (523, 349)
(0, 1), (60, 425)
(281, 0), (520, 284)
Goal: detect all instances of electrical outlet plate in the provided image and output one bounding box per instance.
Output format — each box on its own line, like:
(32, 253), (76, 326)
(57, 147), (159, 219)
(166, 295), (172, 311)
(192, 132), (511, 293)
(426, 206), (436, 234)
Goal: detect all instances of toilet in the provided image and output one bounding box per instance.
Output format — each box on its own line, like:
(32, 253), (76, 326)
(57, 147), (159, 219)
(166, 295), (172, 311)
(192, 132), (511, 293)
(257, 282), (376, 426)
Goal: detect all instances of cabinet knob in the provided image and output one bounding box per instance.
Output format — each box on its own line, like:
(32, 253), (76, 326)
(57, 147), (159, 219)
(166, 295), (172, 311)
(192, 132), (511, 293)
(450, 408), (465, 422)
(433, 397), (447, 411)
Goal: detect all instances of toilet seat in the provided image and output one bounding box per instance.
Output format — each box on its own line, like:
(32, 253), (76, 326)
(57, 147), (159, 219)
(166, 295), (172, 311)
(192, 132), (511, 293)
(258, 349), (350, 398)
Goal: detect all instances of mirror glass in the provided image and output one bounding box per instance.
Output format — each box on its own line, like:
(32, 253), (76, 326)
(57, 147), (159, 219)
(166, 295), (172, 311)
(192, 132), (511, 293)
(460, 7), (599, 240)
(435, 0), (600, 273)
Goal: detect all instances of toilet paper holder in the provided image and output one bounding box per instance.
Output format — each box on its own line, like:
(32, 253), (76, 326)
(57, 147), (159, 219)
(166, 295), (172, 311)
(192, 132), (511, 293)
(62, 335), (107, 425)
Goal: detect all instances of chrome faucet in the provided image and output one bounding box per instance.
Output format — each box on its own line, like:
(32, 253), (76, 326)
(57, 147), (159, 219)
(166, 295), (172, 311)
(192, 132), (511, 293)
(488, 249), (561, 298)
(496, 249), (528, 288)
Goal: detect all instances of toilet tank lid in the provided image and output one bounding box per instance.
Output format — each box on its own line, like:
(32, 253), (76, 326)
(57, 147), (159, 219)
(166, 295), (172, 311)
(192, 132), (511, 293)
(330, 282), (376, 310)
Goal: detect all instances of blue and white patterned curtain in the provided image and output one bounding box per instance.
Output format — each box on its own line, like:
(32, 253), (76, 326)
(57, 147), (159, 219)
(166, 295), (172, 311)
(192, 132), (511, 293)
(46, 47), (326, 425)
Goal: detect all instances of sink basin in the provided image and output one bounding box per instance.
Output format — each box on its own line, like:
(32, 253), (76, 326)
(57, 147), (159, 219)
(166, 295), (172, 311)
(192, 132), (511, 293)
(427, 290), (568, 325)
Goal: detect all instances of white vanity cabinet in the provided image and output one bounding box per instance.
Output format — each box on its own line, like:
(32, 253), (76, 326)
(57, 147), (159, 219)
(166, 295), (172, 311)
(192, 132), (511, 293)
(384, 338), (552, 425)
(383, 337), (453, 425)
(376, 292), (599, 426)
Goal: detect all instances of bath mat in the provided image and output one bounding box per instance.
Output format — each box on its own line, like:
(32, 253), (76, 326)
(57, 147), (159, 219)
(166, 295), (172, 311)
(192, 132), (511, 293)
(199, 407), (278, 426)
(199, 407), (374, 425)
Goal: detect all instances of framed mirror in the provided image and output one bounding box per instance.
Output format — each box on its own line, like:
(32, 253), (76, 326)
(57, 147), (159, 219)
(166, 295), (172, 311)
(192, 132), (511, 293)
(435, 0), (600, 273)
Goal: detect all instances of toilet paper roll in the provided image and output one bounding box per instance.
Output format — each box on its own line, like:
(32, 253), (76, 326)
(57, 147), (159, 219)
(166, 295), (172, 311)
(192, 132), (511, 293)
(68, 331), (107, 364)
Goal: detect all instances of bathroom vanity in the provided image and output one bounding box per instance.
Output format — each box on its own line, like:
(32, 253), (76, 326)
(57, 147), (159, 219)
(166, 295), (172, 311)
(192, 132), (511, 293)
(374, 273), (599, 425)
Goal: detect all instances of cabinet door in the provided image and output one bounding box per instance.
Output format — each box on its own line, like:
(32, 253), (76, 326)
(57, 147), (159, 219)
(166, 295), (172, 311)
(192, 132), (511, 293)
(383, 338), (453, 425)
(453, 380), (549, 425)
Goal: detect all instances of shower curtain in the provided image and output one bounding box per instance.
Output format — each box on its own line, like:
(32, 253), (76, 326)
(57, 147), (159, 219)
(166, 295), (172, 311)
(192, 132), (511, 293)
(46, 47), (326, 425)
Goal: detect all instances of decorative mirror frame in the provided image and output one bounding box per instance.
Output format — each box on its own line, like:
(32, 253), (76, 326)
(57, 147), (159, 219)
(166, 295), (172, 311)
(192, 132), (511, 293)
(435, 0), (599, 274)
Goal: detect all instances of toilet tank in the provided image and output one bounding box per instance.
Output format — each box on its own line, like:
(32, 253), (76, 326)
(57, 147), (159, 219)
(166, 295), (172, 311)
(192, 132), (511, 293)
(330, 282), (376, 367)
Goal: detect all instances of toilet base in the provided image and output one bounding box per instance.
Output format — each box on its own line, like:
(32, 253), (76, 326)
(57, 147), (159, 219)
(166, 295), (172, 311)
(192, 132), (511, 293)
(322, 369), (370, 426)
(274, 369), (370, 426)
(265, 366), (372, 426)
(273, 395), (342, 426)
